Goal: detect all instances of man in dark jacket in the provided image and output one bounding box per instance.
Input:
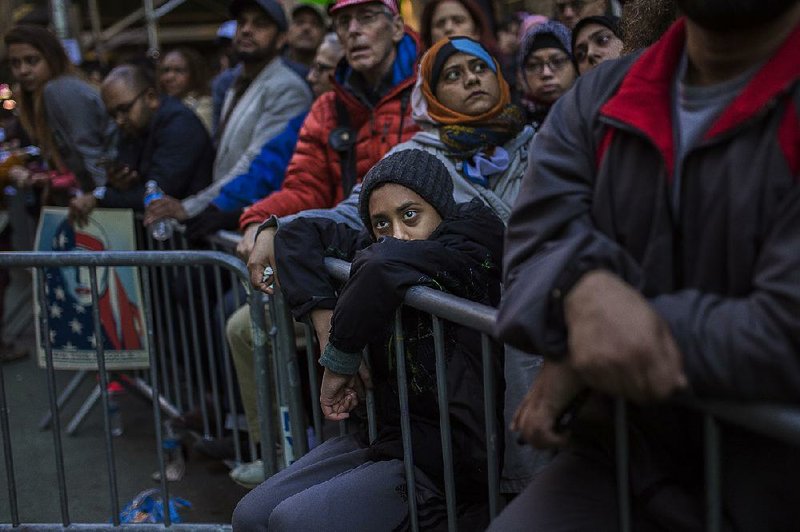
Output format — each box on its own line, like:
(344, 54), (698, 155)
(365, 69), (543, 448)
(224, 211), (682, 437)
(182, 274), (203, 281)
(492, 0), (800, 530)
(68, 63), (213, 223)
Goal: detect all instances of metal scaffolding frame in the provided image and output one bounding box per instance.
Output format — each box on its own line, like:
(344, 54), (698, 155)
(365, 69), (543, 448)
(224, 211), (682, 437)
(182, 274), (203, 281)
(50, 0), (193, 60)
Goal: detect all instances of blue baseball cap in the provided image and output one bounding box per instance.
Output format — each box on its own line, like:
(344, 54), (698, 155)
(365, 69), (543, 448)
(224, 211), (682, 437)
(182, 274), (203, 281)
(229, 0), (288, 32)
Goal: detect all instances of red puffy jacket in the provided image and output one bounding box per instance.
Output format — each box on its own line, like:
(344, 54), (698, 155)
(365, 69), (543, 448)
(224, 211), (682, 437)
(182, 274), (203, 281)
(239, 30), (422, 229)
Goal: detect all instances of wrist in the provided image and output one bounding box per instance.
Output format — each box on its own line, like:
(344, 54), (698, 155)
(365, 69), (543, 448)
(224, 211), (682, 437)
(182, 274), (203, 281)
(564, 270), (611, 321)
(319, 343), (361, 376)
(254, 215), (279, 243)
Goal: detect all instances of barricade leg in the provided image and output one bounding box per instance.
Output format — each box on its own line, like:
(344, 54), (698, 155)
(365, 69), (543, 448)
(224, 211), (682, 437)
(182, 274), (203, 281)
(0, 348), (20, 526)
(394, 309), (419, 532)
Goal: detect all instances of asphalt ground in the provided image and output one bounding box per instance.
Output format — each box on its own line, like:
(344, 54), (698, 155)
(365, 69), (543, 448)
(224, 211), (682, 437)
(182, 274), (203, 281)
(0, 272), (248, 527)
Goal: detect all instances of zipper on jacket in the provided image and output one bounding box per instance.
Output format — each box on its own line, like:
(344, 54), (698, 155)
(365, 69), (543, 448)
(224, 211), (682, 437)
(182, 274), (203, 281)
(381, 120), (390, 143)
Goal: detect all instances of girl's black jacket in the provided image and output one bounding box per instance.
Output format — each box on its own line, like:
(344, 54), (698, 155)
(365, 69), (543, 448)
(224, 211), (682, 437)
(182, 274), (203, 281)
(275, 198), (505, 502)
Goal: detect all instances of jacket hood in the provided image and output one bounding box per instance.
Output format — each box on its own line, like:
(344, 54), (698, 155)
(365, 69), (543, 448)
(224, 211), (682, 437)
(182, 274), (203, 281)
(431, 197), (504, 267)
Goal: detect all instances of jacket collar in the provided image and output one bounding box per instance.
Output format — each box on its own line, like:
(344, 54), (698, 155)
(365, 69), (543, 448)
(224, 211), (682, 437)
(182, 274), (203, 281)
(600, 18), (800, 176)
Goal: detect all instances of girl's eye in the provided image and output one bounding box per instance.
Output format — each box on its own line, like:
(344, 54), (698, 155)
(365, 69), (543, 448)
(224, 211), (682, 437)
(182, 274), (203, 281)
(473, 61), (487, 72)
(403, 210), (417, 220)
(596, 34), (611, 46)
(374, 220), (389, 230)
(444, 69), (460, 81)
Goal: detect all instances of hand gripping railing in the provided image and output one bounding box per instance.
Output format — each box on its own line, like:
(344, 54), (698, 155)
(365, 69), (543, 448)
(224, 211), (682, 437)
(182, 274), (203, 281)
(321, 256), (800, 532)
(0, 251), (276, 528)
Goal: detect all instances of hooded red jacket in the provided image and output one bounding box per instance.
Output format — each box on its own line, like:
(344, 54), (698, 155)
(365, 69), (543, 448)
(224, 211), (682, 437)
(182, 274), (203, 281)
(239, 30), (422, 229)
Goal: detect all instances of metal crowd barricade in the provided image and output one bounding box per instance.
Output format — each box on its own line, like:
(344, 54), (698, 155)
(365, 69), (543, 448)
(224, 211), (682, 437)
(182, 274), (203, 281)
(0, 250), (275, 528)
(312, 257), (800, 532)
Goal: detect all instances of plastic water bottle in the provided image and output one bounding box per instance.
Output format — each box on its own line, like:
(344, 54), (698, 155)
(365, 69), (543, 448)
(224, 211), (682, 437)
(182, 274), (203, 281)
(108, 395), (123, 437)
(143, 180), (174, 241)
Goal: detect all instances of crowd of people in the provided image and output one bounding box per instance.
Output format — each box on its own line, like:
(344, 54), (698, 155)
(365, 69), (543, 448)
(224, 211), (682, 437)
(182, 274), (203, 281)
(2, 0), (799, 530)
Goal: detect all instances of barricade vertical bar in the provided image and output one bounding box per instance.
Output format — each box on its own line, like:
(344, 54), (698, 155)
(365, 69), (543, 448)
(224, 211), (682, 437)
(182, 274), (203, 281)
(432, 316), (457, 532)
(394, 309), (419, 532)
(0, 350), (19, 526)
(704, 414), (721, 532)
(302, 321), (324, 445)
(362, 346), (377, 444)
(481, 333), (500, 519)
(251, 292), (278, 477)
(213, 265), (243, 465)
(158, 248), (183, 412)
(153, 269), (183, 410)
(272, 290), (308, 459)
(175, 298), (195, 410)
(142, 264), (171, 527)
(231, 269), (243, 310)
(615, 398), (631, 532)
(198, 268), (224, 439)
(89, 267), (120, 524)
(185, 266), (211, 437)
(151, 241), (172, 408)
(263, 294), (284, 476)
(153, 242), (171, 408)
(37, 266), (71, 526)
(269, 294), (294, 466)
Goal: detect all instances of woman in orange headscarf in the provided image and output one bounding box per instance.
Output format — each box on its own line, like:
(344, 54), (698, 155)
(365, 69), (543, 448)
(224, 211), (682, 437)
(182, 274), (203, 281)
(397, 35), (532, 222)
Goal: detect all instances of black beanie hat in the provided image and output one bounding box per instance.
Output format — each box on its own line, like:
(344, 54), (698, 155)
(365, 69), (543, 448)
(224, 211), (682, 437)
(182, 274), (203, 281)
(359, 149), (455, 237)
(571, 15), (621, 53)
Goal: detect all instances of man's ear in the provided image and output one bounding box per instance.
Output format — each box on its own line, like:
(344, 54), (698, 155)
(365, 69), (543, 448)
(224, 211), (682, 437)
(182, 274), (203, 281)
(145, 88), (160, 108)
(275, 32), (288, 52)
(390, 15), (405, 44)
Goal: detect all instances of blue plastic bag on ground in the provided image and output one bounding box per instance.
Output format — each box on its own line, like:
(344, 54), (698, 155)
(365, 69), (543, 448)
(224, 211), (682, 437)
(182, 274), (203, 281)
(118, 488), (191, 524)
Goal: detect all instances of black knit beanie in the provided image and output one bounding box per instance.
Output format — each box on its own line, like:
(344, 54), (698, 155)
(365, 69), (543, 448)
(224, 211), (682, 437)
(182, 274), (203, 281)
(359, 149), (455, 237)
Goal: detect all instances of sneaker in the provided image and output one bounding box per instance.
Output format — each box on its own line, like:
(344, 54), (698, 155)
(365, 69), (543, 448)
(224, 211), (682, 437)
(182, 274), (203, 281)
(151, 459), (186, 482)
(193, 435), (249, 460)
(229, 460), (266, 490)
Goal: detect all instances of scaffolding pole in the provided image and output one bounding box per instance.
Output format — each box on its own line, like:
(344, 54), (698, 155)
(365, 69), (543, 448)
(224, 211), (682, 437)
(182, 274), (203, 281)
(143, 0), (160, 59)
(87, 0), (106, 63)
(50, 0), (71, 40)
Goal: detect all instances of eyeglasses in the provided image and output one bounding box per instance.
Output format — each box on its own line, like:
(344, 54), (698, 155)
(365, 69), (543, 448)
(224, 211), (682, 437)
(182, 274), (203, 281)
(107, 88), (148, 119)
(555, 0), (598, 13)
(333, 9), (389, 33)
(524, 55), (572, 76)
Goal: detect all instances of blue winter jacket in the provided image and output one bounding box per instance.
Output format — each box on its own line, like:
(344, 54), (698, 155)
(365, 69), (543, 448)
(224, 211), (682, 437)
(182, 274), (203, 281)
(211, 111), (307, 212)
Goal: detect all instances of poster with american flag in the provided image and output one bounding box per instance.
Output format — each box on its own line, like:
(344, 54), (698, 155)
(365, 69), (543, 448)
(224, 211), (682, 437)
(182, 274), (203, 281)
(33, 207), (149, 370)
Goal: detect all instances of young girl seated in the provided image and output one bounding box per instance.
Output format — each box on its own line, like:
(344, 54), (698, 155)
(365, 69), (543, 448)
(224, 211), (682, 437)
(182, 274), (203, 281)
(233, 149), (504, 531)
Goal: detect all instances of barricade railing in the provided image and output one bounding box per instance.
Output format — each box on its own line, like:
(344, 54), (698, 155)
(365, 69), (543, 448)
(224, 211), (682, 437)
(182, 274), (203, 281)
(6, 231), (799, 530)
(0, 250), (276, 528)
(134, 222), (310, 476)
(314, 257), (800, 532)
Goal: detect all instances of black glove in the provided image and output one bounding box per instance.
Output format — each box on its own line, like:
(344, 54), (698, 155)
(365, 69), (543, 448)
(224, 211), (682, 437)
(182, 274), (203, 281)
(184, 205), (243, 243)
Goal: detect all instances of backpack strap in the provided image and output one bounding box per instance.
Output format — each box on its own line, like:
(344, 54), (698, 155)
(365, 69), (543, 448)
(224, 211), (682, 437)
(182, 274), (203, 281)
(328, 96), (358, 196)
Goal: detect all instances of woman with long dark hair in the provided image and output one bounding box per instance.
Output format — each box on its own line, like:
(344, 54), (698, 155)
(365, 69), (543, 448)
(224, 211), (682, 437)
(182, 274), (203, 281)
(4, 25), (115, 199)
(419, 0), (498, 52)
(158, 47), (213, 132)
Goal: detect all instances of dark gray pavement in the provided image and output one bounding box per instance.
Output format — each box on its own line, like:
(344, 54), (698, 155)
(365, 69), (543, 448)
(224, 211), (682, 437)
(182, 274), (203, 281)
(0, 273), (247, 527)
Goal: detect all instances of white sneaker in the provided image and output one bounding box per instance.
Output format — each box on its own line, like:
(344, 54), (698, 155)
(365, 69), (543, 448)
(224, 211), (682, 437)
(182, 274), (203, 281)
(229, 460), (266, 489)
